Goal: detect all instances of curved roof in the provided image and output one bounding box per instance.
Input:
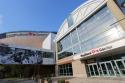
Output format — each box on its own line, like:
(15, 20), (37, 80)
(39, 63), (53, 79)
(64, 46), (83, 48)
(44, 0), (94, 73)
(0, 30), (56, 39)
(0, 30), (56, 49)
(55, 0), (107, 42)
(0, 30), (57, 35)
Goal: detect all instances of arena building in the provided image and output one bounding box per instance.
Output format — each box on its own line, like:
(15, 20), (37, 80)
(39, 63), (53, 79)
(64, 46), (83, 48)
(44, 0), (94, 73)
(0, 31), (56, 64)
(54, 0), (125, 83)
(0, 31), (57, 78)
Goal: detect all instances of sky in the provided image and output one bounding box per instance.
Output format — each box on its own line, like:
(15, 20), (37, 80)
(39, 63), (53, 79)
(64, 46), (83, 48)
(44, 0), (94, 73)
(0, 0), (86, 33)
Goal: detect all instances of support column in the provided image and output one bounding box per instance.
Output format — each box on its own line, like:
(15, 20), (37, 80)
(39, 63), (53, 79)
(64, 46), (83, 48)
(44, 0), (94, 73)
(55, 65), (59, 77)
(72, 60), (87, 78)
(55, 43), (59, 77)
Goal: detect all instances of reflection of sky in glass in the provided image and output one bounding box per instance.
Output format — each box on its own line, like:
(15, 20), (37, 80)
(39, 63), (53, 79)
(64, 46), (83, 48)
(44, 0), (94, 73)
(106, 28), (119, 40)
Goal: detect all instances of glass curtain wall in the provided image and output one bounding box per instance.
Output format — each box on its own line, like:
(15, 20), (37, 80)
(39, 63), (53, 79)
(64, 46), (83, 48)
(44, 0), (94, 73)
(57, 5), (125, 60)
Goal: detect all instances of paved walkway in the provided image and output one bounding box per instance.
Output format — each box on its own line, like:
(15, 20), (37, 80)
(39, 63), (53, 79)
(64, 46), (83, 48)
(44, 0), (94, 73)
(0, 79), (37, 83)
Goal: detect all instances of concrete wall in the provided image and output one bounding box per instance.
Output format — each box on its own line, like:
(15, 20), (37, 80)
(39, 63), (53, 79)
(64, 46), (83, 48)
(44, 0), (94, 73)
(42, 33), (56, 51)
(42, 33), (52, 50)
(51, 33), (56, 51)
(72, 60), (87, 78)
(0, 36), (44, 48)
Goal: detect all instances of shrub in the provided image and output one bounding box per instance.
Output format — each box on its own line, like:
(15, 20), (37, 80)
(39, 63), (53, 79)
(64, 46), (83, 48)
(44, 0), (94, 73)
(58, 79), (65, 83)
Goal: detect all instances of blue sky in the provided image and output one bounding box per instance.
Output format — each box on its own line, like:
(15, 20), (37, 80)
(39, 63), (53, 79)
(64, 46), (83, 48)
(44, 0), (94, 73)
(0, 0), (86, 33)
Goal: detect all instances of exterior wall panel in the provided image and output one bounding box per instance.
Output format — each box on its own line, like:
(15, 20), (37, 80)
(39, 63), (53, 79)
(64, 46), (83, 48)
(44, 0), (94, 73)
(0, 36), (44, 48)
(107, 0), (125, 31)
(0, 31), (56, 65)
(72, 60), (87, 77)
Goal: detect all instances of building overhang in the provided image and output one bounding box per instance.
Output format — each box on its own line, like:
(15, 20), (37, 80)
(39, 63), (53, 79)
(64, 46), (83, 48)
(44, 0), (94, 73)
(81, 45), (125, 60)
(73, 38), (125, 60)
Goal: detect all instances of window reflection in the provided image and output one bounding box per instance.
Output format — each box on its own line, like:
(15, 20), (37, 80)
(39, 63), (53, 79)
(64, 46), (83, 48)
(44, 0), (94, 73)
(57, 6), (125, 60)
(73, 44), (81, 54)
(71, 29), (79, 44)
(58, 48), (73, 59)
(57, 34), (72, 52)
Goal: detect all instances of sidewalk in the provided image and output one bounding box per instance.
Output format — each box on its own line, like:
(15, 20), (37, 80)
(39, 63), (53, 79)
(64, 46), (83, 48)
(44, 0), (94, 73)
(0, 79), (37, 83)
(16, 80), (37, 83)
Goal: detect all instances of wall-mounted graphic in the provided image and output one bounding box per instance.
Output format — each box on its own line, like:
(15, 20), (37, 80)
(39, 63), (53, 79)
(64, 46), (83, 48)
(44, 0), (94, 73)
(0, 44), (54, 64)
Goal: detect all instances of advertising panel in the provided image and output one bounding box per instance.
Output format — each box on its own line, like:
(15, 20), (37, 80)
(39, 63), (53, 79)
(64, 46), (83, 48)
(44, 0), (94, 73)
(0, 45), (54, 64)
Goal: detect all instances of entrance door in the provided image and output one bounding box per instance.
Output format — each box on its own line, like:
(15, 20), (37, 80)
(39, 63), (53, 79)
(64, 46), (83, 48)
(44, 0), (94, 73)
(87, 59), (125, 77)
(88, 65), (95, 76)
(93, 63), (99, 76)
(87, 63), (99, 77)
(99, 61), (115, 76)
(100, 62), (109, 76)
(114, 59), (125, 76)
(105, 61), (115, 76)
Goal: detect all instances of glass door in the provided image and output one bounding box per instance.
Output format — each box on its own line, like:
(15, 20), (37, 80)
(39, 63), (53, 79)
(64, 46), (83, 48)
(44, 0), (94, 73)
(105, 61), (115, 76)
(87, 63), (99, 77)
(100, 62), (109, 76)
(100, 61), (116, 76)
(114, 59), (125, 76)
(88, 65), (95, 76)
(93, 63), (99, 76)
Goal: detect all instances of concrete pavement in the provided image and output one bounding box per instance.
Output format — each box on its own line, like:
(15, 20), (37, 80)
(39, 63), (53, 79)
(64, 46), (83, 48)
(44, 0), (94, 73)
(0, 79), (37, 83)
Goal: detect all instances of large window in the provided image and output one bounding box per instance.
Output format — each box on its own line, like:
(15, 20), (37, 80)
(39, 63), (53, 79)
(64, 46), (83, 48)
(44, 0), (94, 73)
(57, 5), (125, 60)
(78, 6), (117, 42)
(71, 29), (79, 44)
(58, 63), (73, 76)
(58, 48), (73, 59)
(57, 34), (72, 52)
(78, 6), (124, 52)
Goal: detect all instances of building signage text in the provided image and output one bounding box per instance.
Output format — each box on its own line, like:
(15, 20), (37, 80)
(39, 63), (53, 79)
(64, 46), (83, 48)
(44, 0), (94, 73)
(81, 46), (112, 57)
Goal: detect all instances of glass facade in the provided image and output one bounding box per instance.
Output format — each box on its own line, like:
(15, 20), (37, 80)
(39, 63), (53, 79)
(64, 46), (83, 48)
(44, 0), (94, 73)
(86, 54), (125, 77)
(57, 5), (125, 60)
(58, 63), (73, 76)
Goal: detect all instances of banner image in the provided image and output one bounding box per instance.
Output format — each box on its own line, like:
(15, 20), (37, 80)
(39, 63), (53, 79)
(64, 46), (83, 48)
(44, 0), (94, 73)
(0, 45), (49, 64)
